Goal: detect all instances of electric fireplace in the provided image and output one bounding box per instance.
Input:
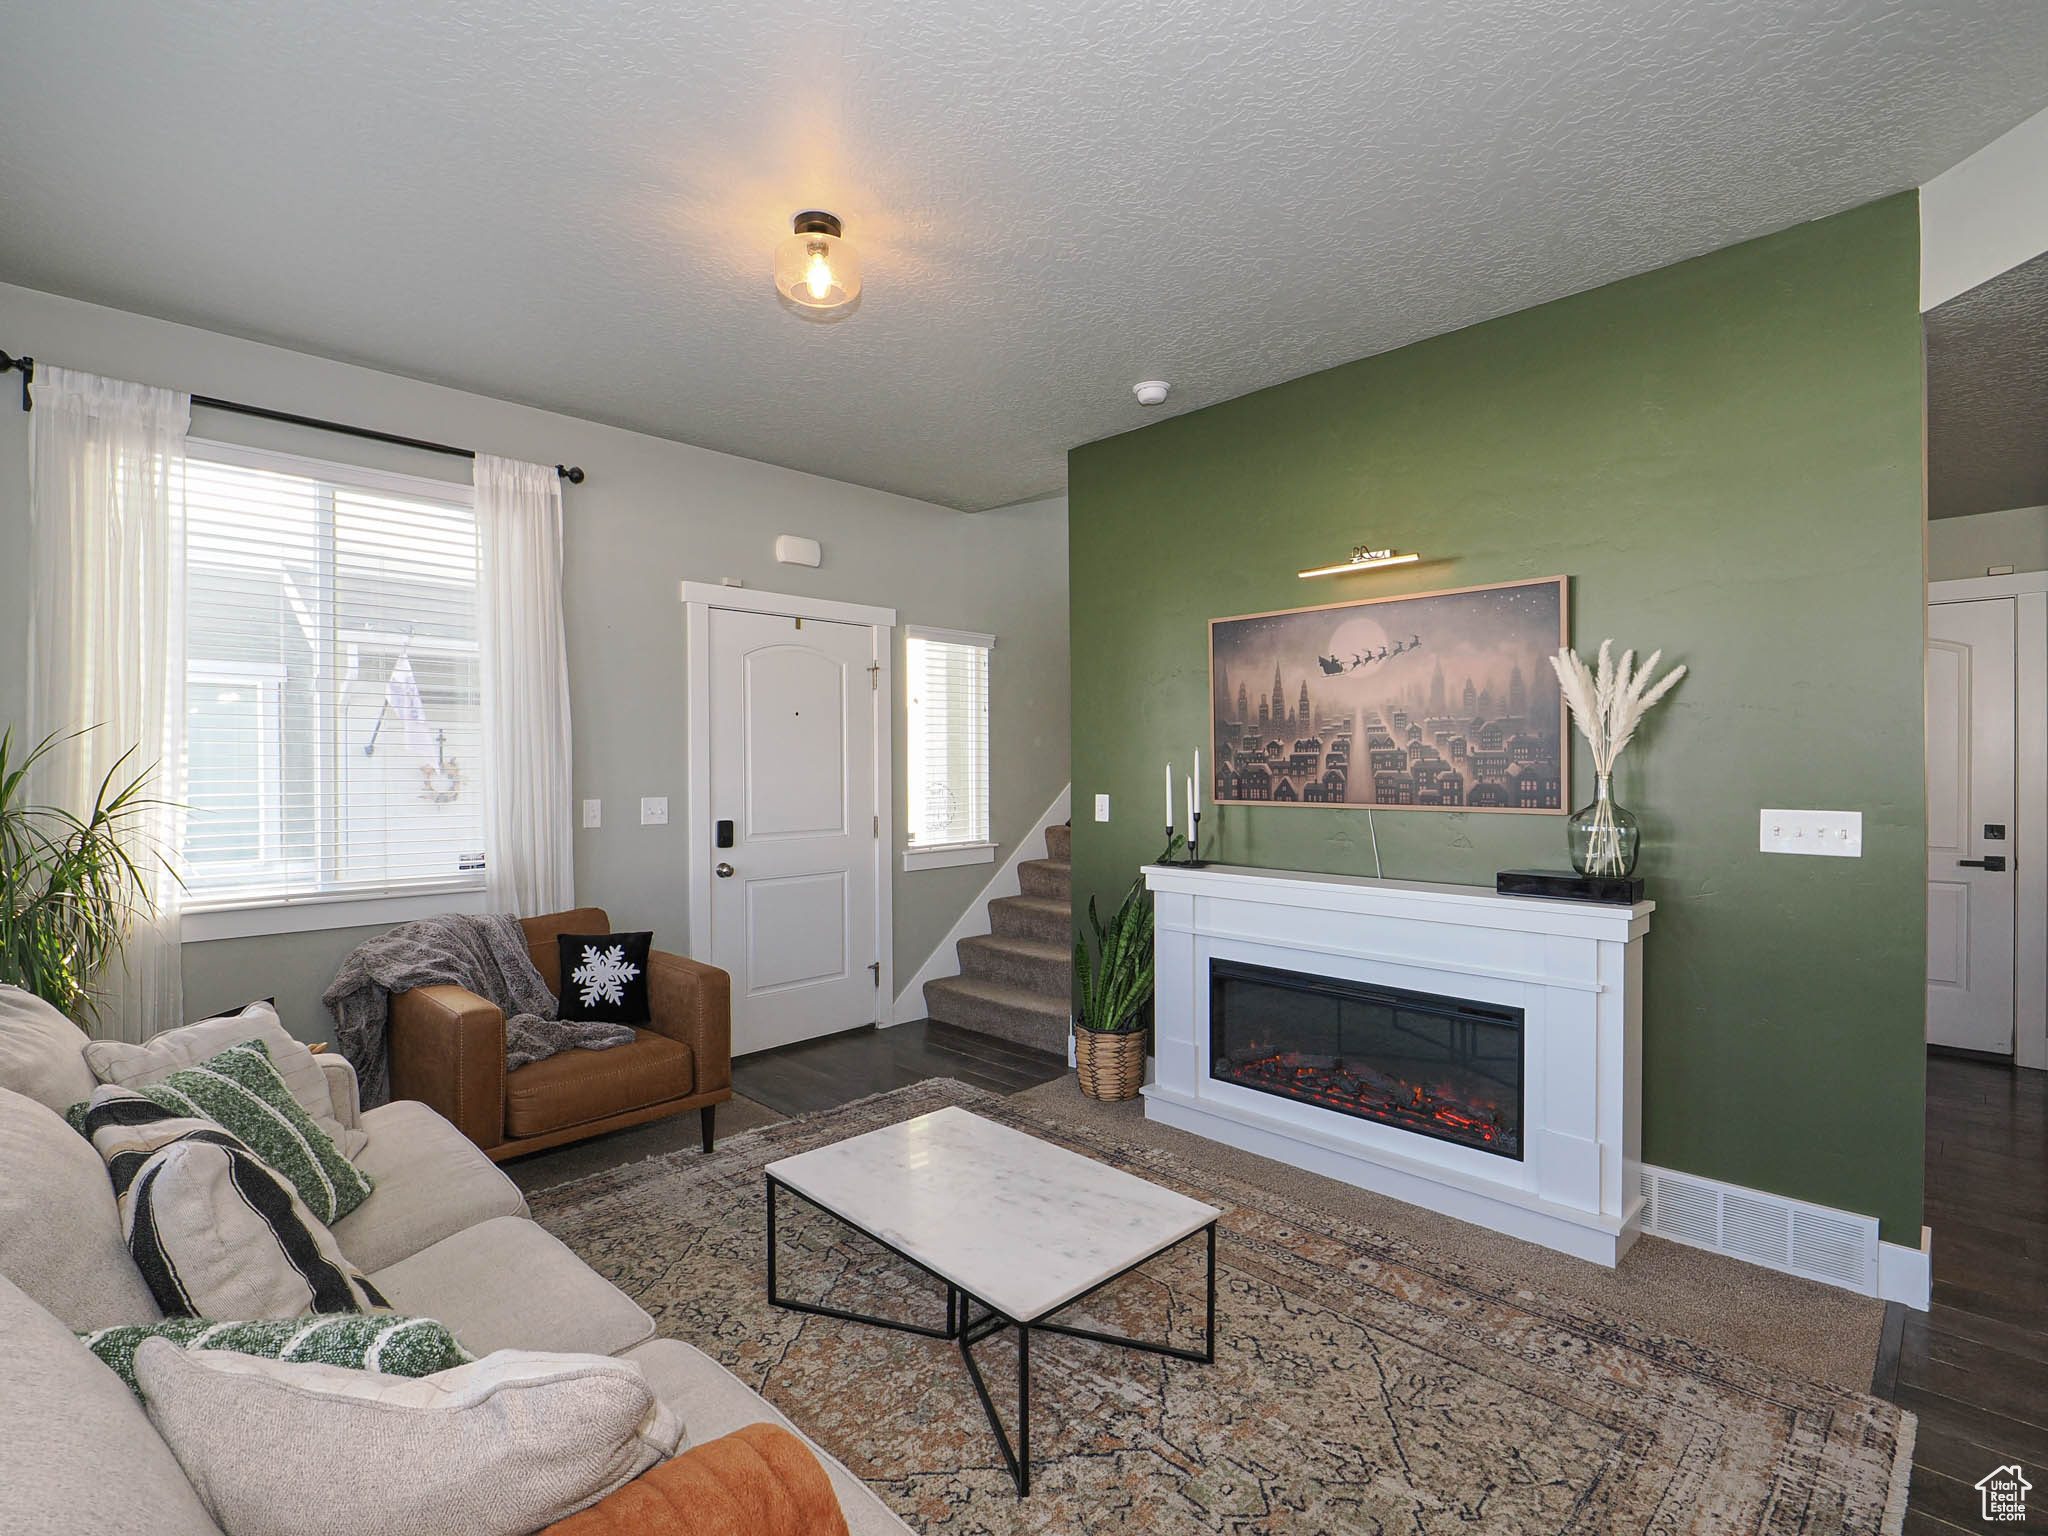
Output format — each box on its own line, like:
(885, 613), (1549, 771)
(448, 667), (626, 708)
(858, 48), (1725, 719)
(1209, 958), (1524, 1158)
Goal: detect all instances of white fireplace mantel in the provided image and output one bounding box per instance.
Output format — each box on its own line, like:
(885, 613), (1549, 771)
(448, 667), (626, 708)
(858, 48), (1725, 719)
(1142, 862), (1652, 1265)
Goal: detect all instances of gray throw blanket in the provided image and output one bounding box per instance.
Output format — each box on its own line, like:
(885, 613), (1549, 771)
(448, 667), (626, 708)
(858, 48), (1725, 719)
(323, 913), (636, 1107)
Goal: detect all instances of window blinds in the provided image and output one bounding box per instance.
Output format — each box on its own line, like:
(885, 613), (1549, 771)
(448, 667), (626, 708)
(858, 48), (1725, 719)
(179, 442), (485, 905)
(905, 626), (992, 848)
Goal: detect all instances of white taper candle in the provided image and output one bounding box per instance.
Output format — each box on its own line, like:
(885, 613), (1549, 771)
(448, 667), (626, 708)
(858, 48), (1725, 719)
(1165, 762), (1174, 827)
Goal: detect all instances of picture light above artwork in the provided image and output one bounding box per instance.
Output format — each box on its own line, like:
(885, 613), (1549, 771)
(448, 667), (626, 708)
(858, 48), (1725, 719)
(1297, 546), (1422, 579)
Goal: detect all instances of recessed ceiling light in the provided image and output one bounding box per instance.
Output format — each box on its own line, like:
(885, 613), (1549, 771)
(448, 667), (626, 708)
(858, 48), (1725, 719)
(1133, 380), (1170, 406)
(774, 212), (861, 313)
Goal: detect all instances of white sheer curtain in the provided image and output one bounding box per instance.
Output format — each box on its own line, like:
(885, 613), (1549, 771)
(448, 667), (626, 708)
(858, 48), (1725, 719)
(27, 366), (190, 1042)
(475, 454), (575, 916)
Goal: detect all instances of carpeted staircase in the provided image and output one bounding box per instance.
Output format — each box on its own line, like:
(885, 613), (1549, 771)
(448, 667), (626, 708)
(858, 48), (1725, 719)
(921, 823), (1071, 1057)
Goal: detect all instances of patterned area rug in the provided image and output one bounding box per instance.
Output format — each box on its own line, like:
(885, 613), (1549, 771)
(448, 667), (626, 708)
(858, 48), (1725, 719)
(528, 1080), (1914, 1535)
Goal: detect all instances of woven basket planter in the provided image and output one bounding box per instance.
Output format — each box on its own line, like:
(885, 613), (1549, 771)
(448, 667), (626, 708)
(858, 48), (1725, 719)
(1074, 1025), (1147, 1103)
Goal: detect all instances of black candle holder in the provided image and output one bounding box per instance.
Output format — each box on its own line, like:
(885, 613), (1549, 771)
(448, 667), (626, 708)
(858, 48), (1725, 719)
(1160, 816), (1209, 868)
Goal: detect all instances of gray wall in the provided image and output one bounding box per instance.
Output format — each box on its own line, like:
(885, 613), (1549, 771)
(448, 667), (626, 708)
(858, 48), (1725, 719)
(1928, 504), (2048, 581)
(0, 281), (1070, 1045)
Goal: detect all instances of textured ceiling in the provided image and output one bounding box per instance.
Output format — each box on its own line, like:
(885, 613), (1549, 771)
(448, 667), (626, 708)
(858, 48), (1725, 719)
(1927, 249), (2048, 520)
(1, 2), (2046, 510)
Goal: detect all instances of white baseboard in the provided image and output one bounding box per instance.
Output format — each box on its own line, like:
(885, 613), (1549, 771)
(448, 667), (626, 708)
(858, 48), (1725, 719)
(1879, 1228), (1933, 1311)
(1640, 1163), (1931, 1310)
(890, 784), (1071, 1026)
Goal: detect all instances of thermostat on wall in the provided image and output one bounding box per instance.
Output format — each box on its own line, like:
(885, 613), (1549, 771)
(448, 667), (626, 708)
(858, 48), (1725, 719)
(774, 534), (822, 567)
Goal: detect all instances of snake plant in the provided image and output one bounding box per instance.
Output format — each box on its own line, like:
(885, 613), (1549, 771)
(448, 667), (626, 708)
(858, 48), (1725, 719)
(1073, 873), (1154, 1035)
(0, 728), (168, 1026)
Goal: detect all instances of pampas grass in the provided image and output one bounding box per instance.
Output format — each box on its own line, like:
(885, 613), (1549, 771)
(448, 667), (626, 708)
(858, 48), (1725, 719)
(1548, 641), (1686, 876)
(1548, 639), (1687, 778)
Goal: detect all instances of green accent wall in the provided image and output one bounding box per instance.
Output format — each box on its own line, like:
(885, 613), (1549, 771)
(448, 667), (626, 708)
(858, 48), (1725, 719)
(1069, 194), (1927, 1244)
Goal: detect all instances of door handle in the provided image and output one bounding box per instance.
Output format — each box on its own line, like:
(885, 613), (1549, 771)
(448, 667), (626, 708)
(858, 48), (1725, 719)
(715, 862), (735, 878)
(1958, 856), (2008, 872)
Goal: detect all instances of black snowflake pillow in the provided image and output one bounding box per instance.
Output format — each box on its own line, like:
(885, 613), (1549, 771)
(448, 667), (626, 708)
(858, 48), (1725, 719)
(555, 931), (653, 1025)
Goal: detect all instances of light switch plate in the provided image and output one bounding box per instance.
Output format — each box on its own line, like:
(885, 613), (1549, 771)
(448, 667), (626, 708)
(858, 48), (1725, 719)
(1760, 809), (1861, 857)
(640, 797), (669, 826)
(1094, 793), (1111, 822)
(581, 799), (601, 829)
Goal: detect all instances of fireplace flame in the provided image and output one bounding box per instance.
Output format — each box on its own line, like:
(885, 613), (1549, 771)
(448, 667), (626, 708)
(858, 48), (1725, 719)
(1223, 1050), (1517, 1155)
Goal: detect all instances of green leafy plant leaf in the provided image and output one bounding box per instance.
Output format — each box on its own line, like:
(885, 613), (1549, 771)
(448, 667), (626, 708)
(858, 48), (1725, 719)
(1073, 873), (1154, 1036)
(0, 727), (172, 1030)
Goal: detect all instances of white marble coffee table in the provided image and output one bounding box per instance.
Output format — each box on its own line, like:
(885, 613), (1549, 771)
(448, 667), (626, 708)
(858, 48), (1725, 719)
(764, 1105), (1221, 1495)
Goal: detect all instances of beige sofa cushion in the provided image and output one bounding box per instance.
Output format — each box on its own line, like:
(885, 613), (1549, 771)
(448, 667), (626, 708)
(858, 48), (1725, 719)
(370, 1215), (654, 1357)
(0, 984), (98, 1114)
(0, 1274), (220, 1536)
(0, 1087), (160, 1330)
(314, 1053), (362, 1133)
(84, 1001), (368, 1159)
(136, 1343), (683, 1536)
(621, 1338), (910, 1536)
(330, 1098), (528, 1271)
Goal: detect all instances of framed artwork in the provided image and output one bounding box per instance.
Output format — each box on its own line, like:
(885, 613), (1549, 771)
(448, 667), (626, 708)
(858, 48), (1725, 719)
(1209, 576), (1568, 813)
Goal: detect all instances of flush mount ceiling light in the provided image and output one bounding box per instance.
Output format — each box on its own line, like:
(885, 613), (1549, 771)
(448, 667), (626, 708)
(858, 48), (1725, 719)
(773, 211), (861, 312)
(1297, 545), (1422, 579)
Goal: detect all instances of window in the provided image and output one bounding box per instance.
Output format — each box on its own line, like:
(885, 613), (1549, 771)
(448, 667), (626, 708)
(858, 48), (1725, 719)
(904, 626), (993, 869)
(179, 442), (486, 909)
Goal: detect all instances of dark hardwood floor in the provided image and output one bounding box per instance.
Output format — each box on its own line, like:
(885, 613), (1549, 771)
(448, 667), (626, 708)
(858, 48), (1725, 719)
(732, 1017), (1069, 1118)
(1877, 1054), (2048, 1532)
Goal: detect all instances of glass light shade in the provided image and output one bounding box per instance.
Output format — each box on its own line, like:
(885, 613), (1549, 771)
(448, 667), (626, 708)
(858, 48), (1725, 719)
(773, 231), (861, 310)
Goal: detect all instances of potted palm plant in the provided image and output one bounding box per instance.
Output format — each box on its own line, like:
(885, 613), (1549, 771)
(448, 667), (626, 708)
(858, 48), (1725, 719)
(1072, 873), (1155, 1102)
(0, 728), (168, 1028)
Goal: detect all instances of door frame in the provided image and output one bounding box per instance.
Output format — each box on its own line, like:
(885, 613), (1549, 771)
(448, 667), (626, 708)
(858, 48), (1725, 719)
(1930, 575), (2048, 1067)
(680, 581), (898, 1030)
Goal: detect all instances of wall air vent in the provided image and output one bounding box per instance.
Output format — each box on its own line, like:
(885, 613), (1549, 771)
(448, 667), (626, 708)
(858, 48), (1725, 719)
(1638, 1165), (1879, 1296)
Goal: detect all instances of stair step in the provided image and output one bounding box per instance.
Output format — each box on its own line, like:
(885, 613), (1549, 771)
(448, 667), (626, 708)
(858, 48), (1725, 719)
(989, 894), (1070, 946)
(923, 975), (1070, 1057)
(959, 932), (1070, 994)
(1044, 823), (1071, 863)
(1018, 858), (1070, 900)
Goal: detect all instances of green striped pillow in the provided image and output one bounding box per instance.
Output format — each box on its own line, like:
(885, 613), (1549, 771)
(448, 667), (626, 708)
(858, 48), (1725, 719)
(80, 1315), (471, 1396)
(90, 1039), (374, 1224)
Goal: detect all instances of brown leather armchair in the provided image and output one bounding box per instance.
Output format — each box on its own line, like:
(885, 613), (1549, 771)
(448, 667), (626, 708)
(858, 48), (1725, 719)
(386, 908), (732, 1162)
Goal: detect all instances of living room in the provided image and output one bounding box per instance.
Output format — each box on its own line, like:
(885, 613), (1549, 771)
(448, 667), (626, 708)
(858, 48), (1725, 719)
(2, 5), (2046, 1534)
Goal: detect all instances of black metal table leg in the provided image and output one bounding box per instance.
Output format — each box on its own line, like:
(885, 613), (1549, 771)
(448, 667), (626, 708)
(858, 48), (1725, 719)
(764, 1175), (1218, 1499)
(1030, 1221), (1220, 1363)
(1205, 1221), (1216, 1363)
(957, 1302), (1033, 1495)
(763, 1175), (961, 1340)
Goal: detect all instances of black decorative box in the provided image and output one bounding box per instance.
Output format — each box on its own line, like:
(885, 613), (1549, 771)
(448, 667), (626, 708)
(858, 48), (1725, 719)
(1495, 868), (1645, 906)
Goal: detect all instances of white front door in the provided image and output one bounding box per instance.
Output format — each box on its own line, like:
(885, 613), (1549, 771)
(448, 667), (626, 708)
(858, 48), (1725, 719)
(706, 607), (881, 1054)
(1927, 597), (2017, 1053)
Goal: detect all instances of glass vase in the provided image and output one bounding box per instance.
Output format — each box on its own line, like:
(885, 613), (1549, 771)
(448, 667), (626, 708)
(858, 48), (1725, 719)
(1568, 774), (1640, 877)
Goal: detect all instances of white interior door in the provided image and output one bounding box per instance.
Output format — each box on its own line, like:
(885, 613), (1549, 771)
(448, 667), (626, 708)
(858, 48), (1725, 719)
(1927, 597), (2017, 1053)
(707, 607), (880, 1054)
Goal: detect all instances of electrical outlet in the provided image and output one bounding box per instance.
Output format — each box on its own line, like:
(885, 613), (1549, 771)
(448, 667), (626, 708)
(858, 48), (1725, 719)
(581, 799), (601, 829)
(1094, 793), (1110, 822)
(1759, 809), (1861, 857)
(640, 797), (669, 826)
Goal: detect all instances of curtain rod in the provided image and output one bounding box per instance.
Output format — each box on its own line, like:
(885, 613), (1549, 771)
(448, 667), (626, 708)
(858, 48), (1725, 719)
(0, 349), (584, 483)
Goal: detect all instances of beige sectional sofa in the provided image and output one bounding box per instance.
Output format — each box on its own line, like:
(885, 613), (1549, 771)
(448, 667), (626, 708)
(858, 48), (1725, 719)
(0, 986), (909, 1536)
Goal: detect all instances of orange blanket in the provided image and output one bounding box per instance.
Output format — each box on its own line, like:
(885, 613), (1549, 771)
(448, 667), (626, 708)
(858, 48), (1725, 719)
(542, 1423), (851, 1536)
